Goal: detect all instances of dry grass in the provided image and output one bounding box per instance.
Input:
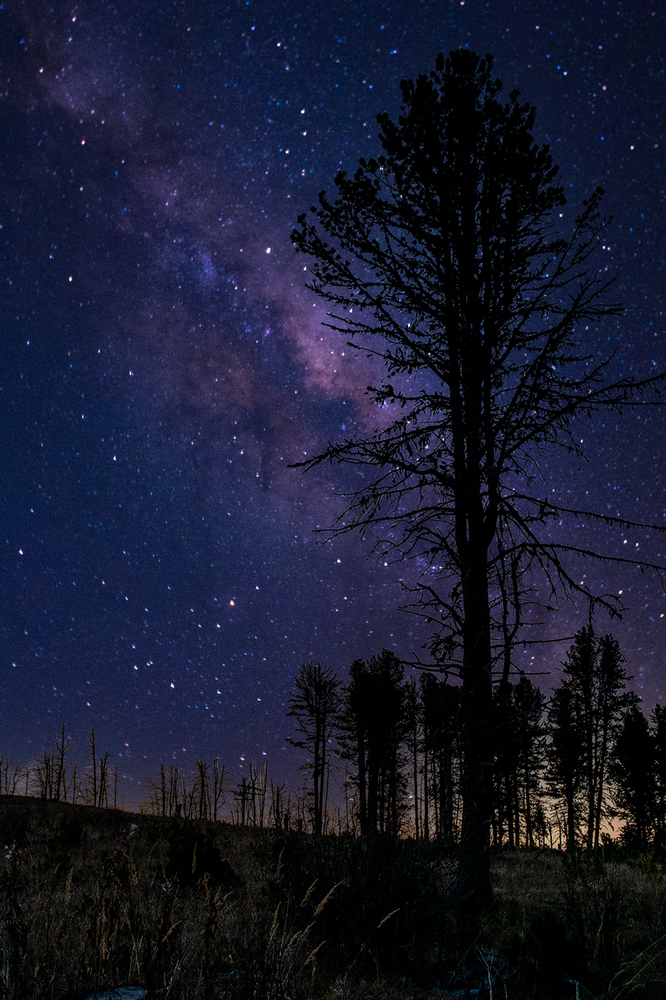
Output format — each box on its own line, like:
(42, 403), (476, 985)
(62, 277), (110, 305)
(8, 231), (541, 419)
(2, 797), (666, 999)
(483, 850), (666, 998)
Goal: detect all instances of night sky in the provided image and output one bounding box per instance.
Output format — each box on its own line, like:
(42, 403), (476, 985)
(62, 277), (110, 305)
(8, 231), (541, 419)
(2, 0), (666, 803)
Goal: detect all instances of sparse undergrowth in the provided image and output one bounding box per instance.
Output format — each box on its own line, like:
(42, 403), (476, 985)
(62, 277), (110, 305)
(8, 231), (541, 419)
(2, 796), (666, 999)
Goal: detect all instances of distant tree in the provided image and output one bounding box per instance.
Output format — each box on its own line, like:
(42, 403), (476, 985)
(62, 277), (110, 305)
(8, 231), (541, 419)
(492, 680), (520, 848)
(547, 684), (584, 852)
(368, 651), (406, 836)
(513, 676), (547, 847)
(492, 677), (545, 848)
(0, 754), (22, 796)
(533, 800), (550, 848)
(591, 634), (637, 846)
(96, 751), (111, 809)
(247, 761), (268, 827)
(209, 757), (227, 822)
(338, 650), (406, 836)
(286, 661), (341, 835)
(194, 759), (211, 820)
(82, 727), (112, 809)
(151, 762), (169, 817)
(53, 723), (71, 803)
(339, 659), (369, 834)
(88, 726), (98, 806)
(610, 705), (656, 846)
(268, 775), (289, 830)
(652, 704), (666, 844)
(33, 725), (73, 803)
(403, 677), (422, 838)
(235, 774), (250, 826)
(559, 627), (636, 850)
(420, 673), (462, 845)
(292, 48), (665, 916)
(34, 747), (56, 801)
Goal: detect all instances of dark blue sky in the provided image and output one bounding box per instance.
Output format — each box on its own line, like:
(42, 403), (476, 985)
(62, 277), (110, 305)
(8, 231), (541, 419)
(2, 0), (665, 803)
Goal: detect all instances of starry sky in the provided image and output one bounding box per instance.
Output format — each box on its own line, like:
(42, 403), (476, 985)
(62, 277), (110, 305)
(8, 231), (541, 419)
(2, 0), (665, 802)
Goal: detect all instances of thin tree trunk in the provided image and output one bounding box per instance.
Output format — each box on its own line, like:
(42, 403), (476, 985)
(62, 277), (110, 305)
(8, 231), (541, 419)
(456, 558), (494, 917)
(593, 723), (609, 850)
(358, 728), (368, 836)
(423, 749), (429, 840)
(413, 727), (420, 839)
(566, 776), (577, 853)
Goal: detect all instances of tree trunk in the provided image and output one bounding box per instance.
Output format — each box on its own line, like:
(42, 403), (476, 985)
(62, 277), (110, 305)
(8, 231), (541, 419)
(412, 728), (420, 839)
(565, 775), (577, 853)
(367, 749), (378, 835)
(313, 724), (322, 836)
(357, 729), (368, 836)
(443, 751), (455, 848)
(423, 749), (429, 840)
(456, 559), (494, 917)
(525, 770), (533, 849)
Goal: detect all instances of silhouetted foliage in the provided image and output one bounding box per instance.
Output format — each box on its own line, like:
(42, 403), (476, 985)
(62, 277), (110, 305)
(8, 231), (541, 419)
(513, 676), (547, 848)
(611, 705), (656, 847)
(420, 674), (462, 846)
(338, 651), (406, 836)
(549, 627), (637, 852)
(403, 677), (422, 838)
(493, 680), (522, 849)
(286, 660), (341, 835)
(547, 684), (584, 852)
(493, 676), (546, 848)
(652, 703), (666, 846)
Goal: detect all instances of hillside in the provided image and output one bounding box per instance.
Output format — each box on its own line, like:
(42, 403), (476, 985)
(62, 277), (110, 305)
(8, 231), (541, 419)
(1, 795), (665, 999)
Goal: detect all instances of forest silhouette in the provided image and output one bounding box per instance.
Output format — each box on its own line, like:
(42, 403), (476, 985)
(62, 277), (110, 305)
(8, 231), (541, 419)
(3, 629), (666, 997)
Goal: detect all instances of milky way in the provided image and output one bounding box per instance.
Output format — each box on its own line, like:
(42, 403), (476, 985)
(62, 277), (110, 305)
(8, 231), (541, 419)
(2, 0), (666, 801)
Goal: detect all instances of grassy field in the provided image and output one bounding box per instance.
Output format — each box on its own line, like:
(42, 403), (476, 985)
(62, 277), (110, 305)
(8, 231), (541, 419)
(1, 795), (666, 999)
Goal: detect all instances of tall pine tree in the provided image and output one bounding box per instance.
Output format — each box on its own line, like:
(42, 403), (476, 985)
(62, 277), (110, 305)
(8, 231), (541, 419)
(292, 49), (666, 916)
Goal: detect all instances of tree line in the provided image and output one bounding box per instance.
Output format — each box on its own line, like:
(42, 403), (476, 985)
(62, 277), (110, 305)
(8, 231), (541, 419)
(0, 725), (121, 810)
(2, 624), (663, 852)
(286, 626), (666, 850)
